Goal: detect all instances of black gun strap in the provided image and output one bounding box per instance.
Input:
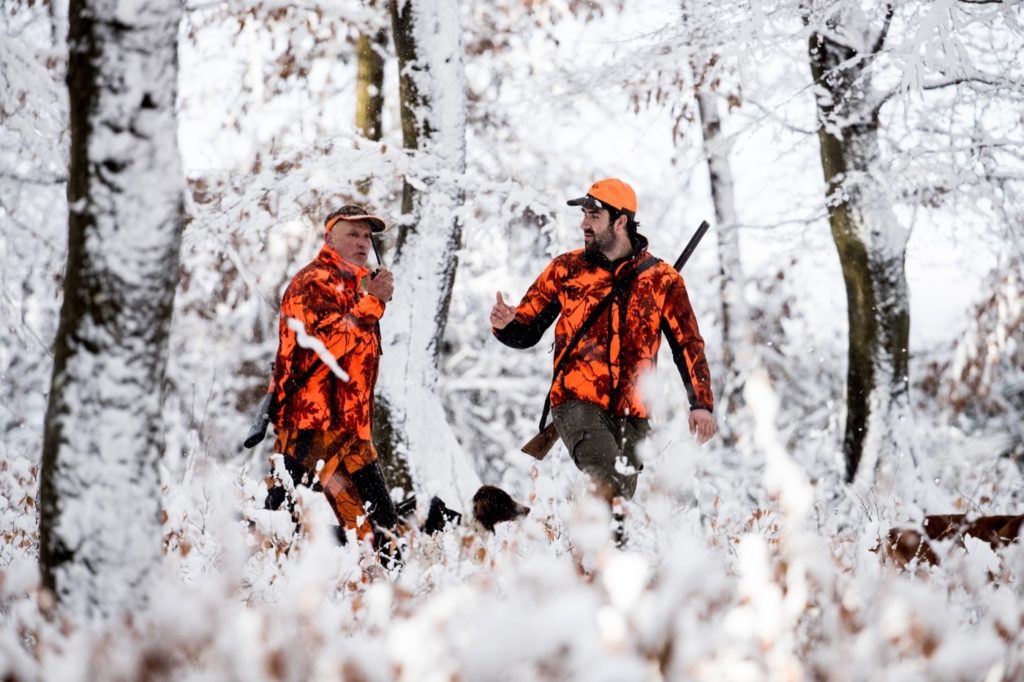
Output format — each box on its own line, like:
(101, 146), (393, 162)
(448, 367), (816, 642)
(537, 256), (660, 431)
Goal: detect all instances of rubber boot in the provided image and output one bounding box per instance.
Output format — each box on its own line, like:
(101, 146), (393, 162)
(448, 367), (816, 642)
(350, 461), (402, 567)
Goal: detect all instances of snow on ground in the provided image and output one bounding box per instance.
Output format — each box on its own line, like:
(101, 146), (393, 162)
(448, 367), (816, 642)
(3, 1), (1023, 679)
(2, 376), (1023, 680)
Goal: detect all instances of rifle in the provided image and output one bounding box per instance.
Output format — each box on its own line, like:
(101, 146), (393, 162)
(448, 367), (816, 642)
(243, 389), (276, 449)
(520, 220), (711, 460)
(243, 365), (311, 450)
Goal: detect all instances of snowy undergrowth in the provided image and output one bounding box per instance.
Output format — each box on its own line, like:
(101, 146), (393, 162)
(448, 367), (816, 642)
(3, 396), (1023, 681)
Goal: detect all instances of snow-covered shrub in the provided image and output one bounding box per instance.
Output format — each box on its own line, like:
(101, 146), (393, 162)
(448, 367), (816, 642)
(929, 257), (1024, 464)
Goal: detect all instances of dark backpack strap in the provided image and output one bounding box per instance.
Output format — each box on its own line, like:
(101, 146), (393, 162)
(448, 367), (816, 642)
(537, 256), (660, 431)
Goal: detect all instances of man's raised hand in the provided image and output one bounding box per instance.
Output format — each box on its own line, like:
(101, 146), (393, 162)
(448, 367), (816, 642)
(490, 291), (516, 329)
(366, 268), (394, 302)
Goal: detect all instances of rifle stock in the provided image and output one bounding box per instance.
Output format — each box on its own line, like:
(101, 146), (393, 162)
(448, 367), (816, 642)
(242, 392), (275, 449)
(521, 423), (560, 460)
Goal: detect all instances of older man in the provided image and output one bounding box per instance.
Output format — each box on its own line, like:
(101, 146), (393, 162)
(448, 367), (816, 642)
(266, 204), (398, 549)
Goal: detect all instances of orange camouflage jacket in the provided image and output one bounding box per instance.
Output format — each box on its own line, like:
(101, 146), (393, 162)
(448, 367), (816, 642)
(494, 236), (713, 419)
(270, 244), (384, 440)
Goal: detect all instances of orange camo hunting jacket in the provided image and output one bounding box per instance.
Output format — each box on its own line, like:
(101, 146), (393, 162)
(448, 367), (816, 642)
(494, 240), (713, 419)
(269, 244), (385, 440)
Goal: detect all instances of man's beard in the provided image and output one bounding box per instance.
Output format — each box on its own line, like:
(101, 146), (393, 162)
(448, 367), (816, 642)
(584, 229), (613, 254)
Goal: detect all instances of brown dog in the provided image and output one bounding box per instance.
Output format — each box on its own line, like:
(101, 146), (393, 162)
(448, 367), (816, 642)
(880, 514), (1024, 568)
(418, 485), (530, 535)
(472, 485), (531, 532)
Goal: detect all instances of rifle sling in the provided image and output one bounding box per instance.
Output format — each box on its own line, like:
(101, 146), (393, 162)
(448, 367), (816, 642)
(537, 255), (660, 432)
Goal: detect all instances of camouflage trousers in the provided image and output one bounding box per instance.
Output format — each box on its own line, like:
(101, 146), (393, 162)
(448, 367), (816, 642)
(551, 400), (651, 500)
(272, 429), (378, 540)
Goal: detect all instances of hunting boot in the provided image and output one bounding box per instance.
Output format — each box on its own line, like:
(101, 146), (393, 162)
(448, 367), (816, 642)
(350, 460), (402, 568)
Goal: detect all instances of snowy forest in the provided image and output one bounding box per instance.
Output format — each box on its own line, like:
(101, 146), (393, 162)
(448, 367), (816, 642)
(2, 0), (1024, 679)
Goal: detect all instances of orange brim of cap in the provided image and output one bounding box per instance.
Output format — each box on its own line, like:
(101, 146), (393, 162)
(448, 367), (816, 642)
(325, 213), (388, 234)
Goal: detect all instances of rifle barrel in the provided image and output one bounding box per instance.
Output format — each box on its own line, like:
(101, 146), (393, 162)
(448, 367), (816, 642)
(371, 235), (383, 267)
(672, 220), (711, 271)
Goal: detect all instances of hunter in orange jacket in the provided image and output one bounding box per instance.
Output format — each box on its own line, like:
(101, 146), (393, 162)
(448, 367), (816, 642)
(492, 242), (714, 418)
(271, 242), (384, 439)
(265, 205), (399, 550)
(492, 179), (715, 540)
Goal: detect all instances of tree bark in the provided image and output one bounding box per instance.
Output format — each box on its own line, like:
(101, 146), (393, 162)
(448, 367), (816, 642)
(694, 82), (753, 447)
(388, 0), (425, 239)
(39, 0), (184, 618)
(355, 29), (386, 142)
(355, 6), (386, 196)
(807, 17), (912, 483)
(376, 0), (479, 504)
(680, 0), (757, 448)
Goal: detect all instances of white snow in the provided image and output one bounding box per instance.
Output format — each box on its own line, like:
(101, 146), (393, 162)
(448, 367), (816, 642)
(1, 0), (1023, 678)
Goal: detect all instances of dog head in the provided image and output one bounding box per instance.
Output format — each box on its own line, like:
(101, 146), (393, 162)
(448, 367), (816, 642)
(876, 527), (940, 568)
(472, 485), (530, 532)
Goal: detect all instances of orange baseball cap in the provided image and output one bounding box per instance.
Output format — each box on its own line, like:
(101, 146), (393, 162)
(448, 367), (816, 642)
(567, 178), (637, 218)
(324, 204), (387, 237)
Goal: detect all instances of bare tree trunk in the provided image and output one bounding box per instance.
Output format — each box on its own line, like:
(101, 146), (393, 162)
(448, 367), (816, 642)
(388, 0), (424, 236)
(694, 84), (753, 447)
(375, 0), (479, 504)
(355, 5), (386, 196)
(680, 0), (756, 448)
(355, 31), (385, 141)
(807, 8), (912, 483)
(39, 0), (184, 618)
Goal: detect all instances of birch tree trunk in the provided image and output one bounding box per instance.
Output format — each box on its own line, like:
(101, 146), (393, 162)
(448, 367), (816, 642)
(694, 83), (754, 447)
(375, 0), (479, 504)
(678, 0), (757, 447)
(39, 0), (184, 618)
(807, 7), (912, 483)
(679, 0), (758, 448)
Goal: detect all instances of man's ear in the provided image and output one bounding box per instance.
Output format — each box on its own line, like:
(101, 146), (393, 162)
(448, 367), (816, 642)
(614, 214), (628, 233)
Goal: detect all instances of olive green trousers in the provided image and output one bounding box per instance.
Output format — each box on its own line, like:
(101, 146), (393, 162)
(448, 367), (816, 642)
(551, 400), (651, 500)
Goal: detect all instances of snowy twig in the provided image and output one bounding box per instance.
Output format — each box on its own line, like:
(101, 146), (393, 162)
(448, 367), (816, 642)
(741, 98), (818, 136)
(870, 2), (896, 56)
(870, 75), (1021, 115)
(0, 170), (66, 185)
